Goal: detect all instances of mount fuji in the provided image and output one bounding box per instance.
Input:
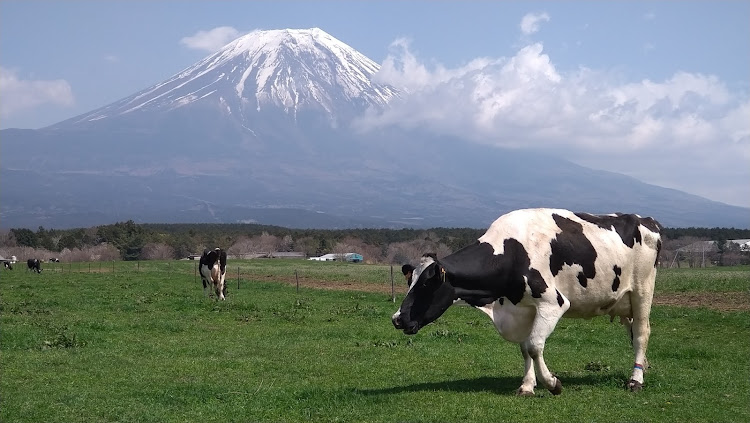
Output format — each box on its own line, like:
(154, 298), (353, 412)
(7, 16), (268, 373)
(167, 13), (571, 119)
(1, 28), (748, 229)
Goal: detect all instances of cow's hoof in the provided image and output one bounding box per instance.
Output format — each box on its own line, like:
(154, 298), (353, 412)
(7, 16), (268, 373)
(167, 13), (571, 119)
(626, 380), (643, 392)
(549, 378), (563, 395)
(516, 388), (535, 397)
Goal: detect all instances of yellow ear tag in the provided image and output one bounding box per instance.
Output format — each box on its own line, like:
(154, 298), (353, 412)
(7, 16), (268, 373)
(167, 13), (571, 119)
(440, 267), (446, 283)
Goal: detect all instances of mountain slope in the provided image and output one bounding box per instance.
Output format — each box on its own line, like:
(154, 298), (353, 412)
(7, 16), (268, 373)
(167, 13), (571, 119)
(1, 28), (747, 229)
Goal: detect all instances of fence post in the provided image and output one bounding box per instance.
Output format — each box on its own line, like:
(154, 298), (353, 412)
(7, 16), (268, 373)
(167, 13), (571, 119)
(295, 270), (299, 295)
(391, 265), (396, 303)
(237, 266), (240, 290)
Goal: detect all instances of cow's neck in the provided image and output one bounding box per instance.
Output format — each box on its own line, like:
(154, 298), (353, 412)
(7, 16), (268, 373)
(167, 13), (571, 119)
(439, 241), (520, 307)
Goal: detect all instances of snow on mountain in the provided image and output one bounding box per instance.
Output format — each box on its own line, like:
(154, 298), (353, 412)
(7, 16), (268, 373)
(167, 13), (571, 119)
(56, 28), (399, 128)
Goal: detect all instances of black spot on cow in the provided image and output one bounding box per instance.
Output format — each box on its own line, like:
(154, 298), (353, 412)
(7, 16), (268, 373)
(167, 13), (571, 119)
(556, 289), (564, 307)
(612, 265), (622, 291)
(574, 213), (644, 248)
(655, 239), (662, 268)
(549, 214), (597, 286)
(577, 272), (588, 287)
(527, 268), (548, 298)
(440, 238), (545, 306)
(498, 238), (544, 304)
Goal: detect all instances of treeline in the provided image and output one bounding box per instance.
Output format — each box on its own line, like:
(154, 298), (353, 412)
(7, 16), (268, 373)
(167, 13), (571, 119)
(0, 220), (484, 263)
(2, 221), (748, 264)
(660, 227), (750, 241)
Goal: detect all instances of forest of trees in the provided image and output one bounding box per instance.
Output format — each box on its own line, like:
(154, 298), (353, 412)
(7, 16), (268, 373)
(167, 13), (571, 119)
(1, 220), (748, 267)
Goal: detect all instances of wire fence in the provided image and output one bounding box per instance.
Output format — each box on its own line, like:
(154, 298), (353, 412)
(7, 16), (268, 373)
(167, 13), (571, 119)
(30, 259), (407, 301)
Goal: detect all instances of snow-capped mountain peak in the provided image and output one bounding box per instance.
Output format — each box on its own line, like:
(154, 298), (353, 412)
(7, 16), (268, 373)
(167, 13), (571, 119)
(62, 28), (399, 127)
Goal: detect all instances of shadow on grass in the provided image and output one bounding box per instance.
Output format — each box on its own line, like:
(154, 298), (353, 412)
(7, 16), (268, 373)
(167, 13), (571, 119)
(356, 373), (621, 397)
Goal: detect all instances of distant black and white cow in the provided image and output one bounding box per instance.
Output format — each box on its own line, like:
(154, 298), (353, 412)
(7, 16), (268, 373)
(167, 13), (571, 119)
(3, 261), (12, 270)
(199, 248), (228, 300)
(27, 258), (43, 273)
(392, 208), (662, 395)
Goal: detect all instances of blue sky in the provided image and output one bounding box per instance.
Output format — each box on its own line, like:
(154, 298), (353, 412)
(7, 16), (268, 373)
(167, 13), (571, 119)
(1, 1), (748, 209)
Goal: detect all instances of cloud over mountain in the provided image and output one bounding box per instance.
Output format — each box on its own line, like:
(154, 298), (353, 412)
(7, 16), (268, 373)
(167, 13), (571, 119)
(359, 15), (750, 208)
(180, 26), (243, 52)
(0, 66), (74, 119)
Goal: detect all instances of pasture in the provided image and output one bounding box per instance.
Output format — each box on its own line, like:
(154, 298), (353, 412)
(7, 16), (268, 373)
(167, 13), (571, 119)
(1, 261), (748, 422)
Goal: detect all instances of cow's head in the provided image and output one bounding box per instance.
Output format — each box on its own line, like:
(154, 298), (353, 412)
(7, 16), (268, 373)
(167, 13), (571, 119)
(392, 254), (457, 335)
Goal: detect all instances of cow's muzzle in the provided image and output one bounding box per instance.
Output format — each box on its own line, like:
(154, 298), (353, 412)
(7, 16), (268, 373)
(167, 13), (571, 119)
(392, 314), (419, 335)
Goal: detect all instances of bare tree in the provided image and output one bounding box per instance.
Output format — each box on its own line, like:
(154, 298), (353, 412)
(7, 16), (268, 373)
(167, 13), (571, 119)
(141, 243), (176, 260)
(228, 237), (255, 257)
(59, 244), (120, 262)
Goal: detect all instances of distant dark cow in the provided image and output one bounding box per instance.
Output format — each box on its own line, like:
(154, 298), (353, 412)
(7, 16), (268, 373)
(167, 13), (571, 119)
(199, 248), (228, 300)
(392, 208), (662, 395)
(49, 258), (60, 263)
(3, 261), (12, 270)
(401, 264), (415, 287)
(27, 259), (42, 273)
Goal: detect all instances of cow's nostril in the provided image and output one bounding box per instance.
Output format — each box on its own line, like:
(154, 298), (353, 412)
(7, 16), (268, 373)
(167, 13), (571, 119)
(392, 315), (403, 329)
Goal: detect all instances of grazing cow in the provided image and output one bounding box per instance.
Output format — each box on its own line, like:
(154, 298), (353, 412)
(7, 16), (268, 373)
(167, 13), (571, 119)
(199, 248), (228, 300)
(3, 261), (12, 270)
(27, 259), (43, 273)
(392, 208), (662, 395)
(49, 258), (60, 263)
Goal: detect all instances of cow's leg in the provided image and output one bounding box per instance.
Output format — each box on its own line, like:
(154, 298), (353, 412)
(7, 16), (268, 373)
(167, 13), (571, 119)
(488, 301), (538, 396)
(517, 342), (537, 396)
(627, 270), (655, 392)
(216, 280), (225, 301)
(219, 272), (226, 300)
(201, 277), (212, 297)
(525, 299), (569, 395)
(619, 315), (648, 369)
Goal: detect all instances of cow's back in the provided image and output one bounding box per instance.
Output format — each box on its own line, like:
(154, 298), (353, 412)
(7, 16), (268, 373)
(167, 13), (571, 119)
(479, 208), (661, 318)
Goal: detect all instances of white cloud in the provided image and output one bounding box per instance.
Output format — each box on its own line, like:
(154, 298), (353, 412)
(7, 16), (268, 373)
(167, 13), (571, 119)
(0, 66), (74, 118)
(643, 11), (656, 20)
(180, 26), (242, 52)
(362, 41), (750, 207)
(104, 55), (120, 63)
(520, 12), (550, 35)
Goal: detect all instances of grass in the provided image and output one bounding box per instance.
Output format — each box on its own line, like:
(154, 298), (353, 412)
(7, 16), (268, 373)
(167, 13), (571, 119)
(1, 262), (748, 422)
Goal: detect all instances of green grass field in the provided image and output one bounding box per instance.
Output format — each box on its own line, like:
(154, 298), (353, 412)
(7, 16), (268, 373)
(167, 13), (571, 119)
(1, 262), (748, 422)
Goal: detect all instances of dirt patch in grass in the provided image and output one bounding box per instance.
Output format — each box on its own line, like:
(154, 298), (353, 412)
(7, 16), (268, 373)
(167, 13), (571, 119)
(254, 275), (749, 312)
(652, 292), (750, 312)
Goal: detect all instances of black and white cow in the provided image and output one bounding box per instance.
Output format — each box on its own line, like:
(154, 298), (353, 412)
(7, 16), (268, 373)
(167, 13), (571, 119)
(27, 258), (42, 273)
(392, 208), (662, 395)
(199, 248), (228, 300)
(3, 261), (12, 270)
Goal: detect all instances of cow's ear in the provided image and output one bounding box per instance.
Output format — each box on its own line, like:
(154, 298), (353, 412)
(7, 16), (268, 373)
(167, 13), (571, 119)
(422, 262), (442, 284)
(418, 263), (435, 281)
